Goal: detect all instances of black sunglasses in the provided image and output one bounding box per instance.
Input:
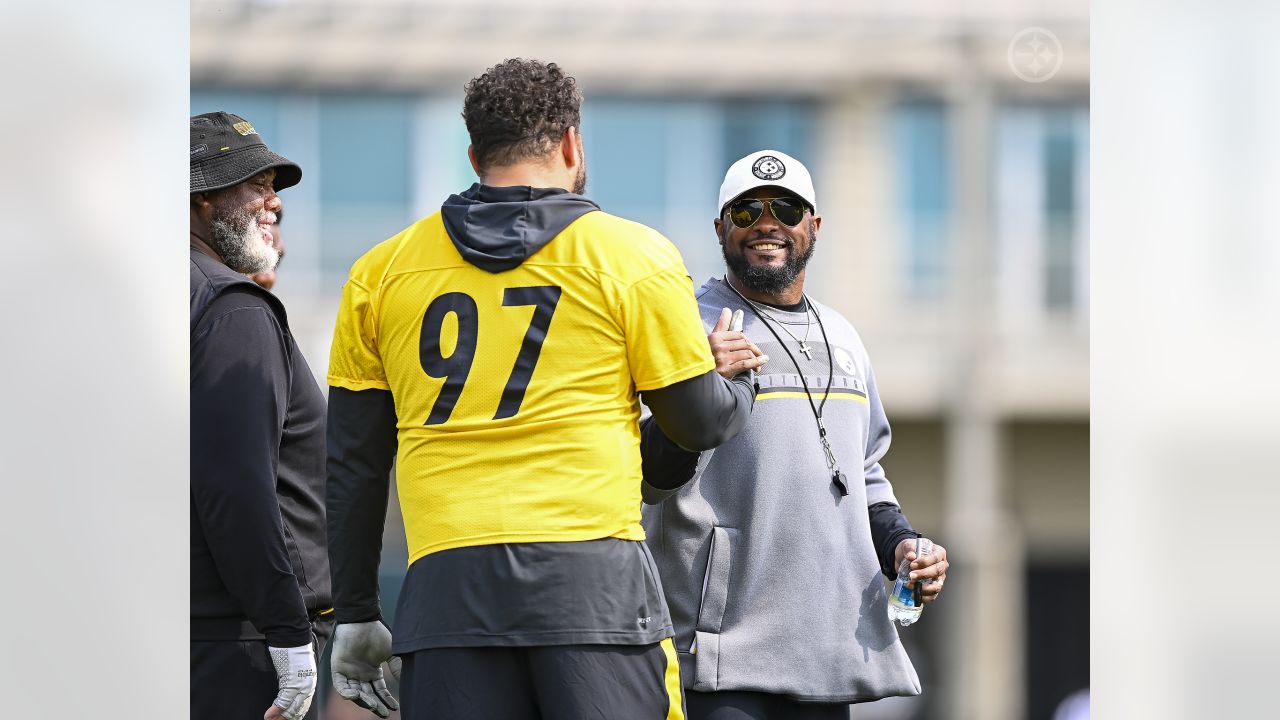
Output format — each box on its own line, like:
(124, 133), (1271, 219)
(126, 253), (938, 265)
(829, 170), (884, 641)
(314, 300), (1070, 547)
(725, 196), (809, 229)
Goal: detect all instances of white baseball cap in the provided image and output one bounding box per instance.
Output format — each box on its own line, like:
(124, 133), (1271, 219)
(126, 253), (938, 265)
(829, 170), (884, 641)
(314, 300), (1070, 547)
(717, 149), (816, 214)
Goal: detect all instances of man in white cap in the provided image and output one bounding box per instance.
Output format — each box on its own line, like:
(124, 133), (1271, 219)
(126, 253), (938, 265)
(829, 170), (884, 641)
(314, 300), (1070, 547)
(641, 150), (950, 719)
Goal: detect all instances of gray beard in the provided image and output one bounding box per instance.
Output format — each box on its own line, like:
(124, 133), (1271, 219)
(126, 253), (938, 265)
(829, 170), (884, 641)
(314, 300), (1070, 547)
(210, 205), (277, 275)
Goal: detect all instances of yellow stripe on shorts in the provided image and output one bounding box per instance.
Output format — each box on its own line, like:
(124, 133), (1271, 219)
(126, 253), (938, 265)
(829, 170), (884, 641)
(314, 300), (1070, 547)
(660, 637), (685, 720)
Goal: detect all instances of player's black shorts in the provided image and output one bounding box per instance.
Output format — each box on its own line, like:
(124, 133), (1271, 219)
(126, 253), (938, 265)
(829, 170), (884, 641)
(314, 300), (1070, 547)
(398, 638), (685, 720)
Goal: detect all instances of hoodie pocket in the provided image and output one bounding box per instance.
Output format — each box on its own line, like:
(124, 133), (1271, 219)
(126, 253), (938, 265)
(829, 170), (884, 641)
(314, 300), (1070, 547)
(690, 525), (737, 691)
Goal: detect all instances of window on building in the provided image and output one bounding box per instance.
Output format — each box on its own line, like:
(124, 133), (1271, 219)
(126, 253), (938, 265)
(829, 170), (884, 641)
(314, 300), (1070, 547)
(581, 99), (670, 233)
(1043, 116), (1080, 310)
(582, 97), (816, 284)
(317, 94), (416, 280)
(995, 104), (1089, 322)
(721, 99), (814, 169)
(891, 101), (951, 300)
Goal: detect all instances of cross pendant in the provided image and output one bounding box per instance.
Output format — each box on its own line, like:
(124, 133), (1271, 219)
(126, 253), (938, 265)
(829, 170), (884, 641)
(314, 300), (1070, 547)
(799, 343), (813, 361)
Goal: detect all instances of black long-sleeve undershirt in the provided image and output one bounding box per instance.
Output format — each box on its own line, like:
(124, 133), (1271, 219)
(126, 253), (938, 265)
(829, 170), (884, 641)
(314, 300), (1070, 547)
(325, 387), (398, 624)
(638, 415), (702, 504)
(641, 369), (756, 452)
(637, 369), (755, 503)
(870, 502), (919, 579)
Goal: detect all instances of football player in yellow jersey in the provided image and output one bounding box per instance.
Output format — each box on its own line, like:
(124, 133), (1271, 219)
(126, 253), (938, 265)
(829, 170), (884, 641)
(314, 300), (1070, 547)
(324, 59), (765, 720)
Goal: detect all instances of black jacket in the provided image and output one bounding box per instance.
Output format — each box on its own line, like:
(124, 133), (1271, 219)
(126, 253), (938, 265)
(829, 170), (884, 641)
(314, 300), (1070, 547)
(190, 248), (330, 647)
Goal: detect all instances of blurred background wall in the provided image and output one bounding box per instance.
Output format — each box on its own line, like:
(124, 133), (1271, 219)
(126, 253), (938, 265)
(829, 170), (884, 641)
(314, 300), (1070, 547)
(192, 1), (1088, 718)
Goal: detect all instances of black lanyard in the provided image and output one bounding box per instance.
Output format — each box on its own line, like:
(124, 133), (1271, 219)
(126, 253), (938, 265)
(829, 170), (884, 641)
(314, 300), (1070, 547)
(723, 279), (848, 496)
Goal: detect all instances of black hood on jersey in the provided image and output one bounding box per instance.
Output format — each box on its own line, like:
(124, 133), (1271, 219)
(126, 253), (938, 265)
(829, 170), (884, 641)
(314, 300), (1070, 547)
(441, 183), (600, 273)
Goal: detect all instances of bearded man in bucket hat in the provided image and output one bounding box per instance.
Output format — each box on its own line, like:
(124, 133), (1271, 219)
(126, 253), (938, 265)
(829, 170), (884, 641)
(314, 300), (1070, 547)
(189, 111), (332, 720)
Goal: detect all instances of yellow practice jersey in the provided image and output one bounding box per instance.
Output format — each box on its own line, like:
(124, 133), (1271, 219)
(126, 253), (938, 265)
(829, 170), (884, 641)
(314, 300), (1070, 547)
(328, 209), (714, 564)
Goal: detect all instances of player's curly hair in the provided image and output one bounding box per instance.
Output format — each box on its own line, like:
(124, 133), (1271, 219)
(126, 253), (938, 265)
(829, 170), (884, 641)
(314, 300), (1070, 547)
(462, 58), (583, 173)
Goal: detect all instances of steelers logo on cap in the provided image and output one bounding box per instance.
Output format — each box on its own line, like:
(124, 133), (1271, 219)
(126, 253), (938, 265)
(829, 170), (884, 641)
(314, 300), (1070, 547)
(752, 155), (786, 180)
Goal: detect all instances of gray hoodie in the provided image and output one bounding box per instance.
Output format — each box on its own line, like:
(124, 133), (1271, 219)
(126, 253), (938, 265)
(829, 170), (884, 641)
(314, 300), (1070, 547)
(641, 277), (921, 703)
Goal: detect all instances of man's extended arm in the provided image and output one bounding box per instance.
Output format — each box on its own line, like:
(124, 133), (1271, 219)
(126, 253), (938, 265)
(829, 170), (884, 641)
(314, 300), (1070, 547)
(326, 386), (398, 623)
(638, 414), (701, 505)
(325, 386), (403, 718)
(640, 308), (766, 503)
(191, 293), (312, 648)
(637, 369), (755, 503)
(643, 369), (756, 451)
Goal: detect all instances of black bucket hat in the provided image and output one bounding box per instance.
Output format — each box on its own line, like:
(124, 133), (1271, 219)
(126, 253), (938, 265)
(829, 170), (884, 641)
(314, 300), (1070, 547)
(190, 111), (302, 194)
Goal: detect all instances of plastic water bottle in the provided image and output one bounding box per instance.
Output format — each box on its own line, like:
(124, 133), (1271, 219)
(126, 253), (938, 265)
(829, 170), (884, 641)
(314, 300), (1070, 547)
(887, 537), (933, 627)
